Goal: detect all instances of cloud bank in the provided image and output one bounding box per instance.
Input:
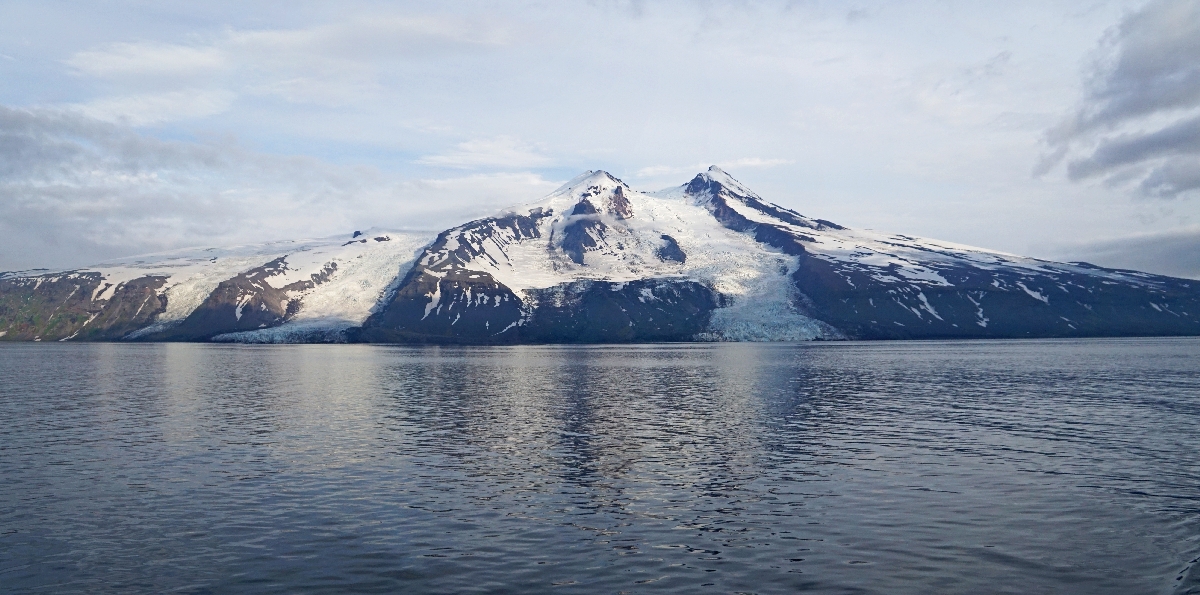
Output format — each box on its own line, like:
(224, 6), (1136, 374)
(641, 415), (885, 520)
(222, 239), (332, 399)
(2, 1), (1196, 274)
(1054, 227), (1200, 279)
(1040, 0), (1200, 199)
(0, 106), (556, 270)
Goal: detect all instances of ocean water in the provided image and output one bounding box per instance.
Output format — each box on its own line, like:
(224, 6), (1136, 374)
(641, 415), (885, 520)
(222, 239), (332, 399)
(2, 339), (1199, 594)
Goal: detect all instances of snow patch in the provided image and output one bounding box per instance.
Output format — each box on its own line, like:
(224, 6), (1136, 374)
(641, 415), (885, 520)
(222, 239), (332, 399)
(1016, 282), (1049, 304)
(916, 292), (943, 320)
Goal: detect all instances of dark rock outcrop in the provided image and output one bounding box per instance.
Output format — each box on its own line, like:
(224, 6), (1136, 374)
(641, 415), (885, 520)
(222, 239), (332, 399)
(353, 269), (526, 343)
(788, 254), (1200, 340)
(520, 279), (718, 343)
(656, 234), (686, 263)
(0, 272), (167, 341)
(357, 275), (719, 344)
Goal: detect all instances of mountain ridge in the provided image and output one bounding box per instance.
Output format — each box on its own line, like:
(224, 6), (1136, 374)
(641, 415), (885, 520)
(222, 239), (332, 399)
(3, 167), (1198, 343)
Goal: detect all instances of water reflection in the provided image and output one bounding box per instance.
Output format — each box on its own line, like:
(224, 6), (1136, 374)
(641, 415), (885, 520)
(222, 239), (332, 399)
(1, 339), (1199, 594)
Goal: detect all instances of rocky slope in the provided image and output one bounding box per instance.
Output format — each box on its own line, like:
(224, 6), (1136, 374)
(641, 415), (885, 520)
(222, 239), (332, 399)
(0, 232), (433, 342)
(3, 167), (1199, 342)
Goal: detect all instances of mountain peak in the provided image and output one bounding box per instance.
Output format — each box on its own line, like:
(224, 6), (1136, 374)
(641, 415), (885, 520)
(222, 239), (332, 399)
(698, 166), (758, 198)
(554, 170), (627, 195)
(681, 165), (760, 201)
(547, 170), (634, 219)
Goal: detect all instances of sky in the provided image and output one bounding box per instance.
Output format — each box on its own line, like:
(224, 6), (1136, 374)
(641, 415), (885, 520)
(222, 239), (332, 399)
(2, 0), (1199, 278)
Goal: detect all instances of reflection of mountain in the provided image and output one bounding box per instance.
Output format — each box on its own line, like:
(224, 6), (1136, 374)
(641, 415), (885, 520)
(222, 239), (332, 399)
(4, 168), (1200, 342)
(385, 345), (773, 543)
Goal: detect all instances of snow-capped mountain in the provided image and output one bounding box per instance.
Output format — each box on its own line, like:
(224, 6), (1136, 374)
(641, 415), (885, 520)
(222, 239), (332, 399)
(3, 167), (1199, 343)
(0, 231), (433, 342)
(357, 166), (1200, 342)
(357, 169), (839, 342)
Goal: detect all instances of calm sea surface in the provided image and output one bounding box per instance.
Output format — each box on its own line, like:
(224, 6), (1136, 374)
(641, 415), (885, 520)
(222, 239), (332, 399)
(2, 339), (1199, 594)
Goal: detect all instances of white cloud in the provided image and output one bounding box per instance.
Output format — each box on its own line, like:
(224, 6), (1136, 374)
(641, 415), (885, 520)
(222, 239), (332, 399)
(387, 172), (561, 222)
(58, 13), (513, 121)
(226, 15), (511, 58)
(67, 41), (226, 78)
(73, 89), (236, 126)
(721, 157), (793, 169)
(635, 158), (792, 178)
(416, 137), (554, 169)
(0, 106), (557, 270)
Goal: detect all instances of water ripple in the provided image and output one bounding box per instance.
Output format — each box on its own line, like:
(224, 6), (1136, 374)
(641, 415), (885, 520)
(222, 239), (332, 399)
(1, 338), (1198, 594)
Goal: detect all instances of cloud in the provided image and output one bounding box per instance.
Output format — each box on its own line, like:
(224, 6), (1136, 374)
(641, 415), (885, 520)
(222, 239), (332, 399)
(1065, 115), (1200, 180)
(0, 106), (557, 270)
(1040, 0), (1200, 199)
(73, 89), (237, 125)
(0, 105), (362, 263)
(61, 14), (512, 121)
(1051, 226), (1200, 279)
(416, 136), (553, 169)
(393, 172), (559, 217)
(6, 0), (1199, 273)
(226, 15), (510, 58)
(635, 158), (793, 178)
(722, 157), (793, 169)
(67, 41), (226, 78)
